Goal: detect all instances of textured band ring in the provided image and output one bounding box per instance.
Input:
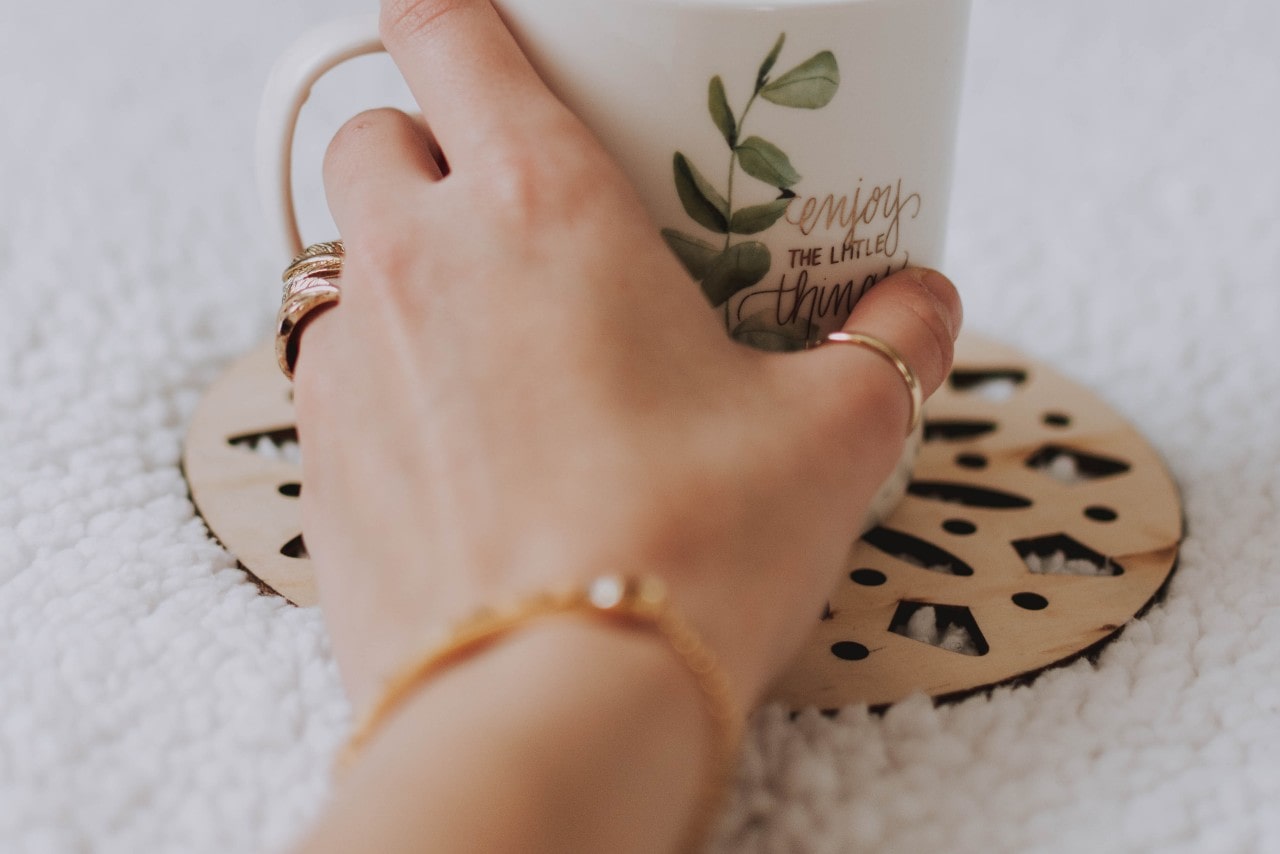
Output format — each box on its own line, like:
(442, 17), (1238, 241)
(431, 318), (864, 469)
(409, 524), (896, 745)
(825, 331), (923, 436)
(287, 240), (345, 269)
(283, 254), (344, 289)
(276, 242), (345, 380)
(276, 279), (341, 381)
(281, 258), (344, 302)
(282, 242), (344, 293)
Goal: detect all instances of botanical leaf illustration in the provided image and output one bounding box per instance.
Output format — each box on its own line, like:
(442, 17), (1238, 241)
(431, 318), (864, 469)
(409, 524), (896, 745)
(761, 51), (840, 109)
(662, 228), (723, 280)
(673, 152), (729, 233)
(757, 33), (786, 86)
(701, 241), (771, 307)
(735, 136), (801, 188)
(708, 76), (737, 146)
(730, 199), (792, 235)
(665, 34), (840, 331)
(731, 310), (816, 353)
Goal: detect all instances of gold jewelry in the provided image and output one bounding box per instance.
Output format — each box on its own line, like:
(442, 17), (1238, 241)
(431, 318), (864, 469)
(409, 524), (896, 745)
(338, 574), (741, 853)
(825, 331), (923, 435)
(287, 239), (345, 269)
(281, 262), (342, 301)
(276, 242), (345, 380)
(276, 279), (341, 380)
(282, 251), (345, 291)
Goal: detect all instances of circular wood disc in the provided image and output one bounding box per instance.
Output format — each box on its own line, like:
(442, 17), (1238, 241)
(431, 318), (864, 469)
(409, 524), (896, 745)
(182, 334), (1183, 710)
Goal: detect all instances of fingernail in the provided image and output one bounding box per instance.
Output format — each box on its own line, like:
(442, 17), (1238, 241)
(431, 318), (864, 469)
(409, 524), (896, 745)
(919, 268), (963, 340)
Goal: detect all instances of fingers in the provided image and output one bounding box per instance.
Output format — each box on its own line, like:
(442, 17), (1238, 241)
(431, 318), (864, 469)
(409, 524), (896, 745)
(379, 0), (565, 169)
(308, 107), (444, 395)
(323, 107), (444, 241)
(784, 267), (962, 448)
(843, 266), (961, 403)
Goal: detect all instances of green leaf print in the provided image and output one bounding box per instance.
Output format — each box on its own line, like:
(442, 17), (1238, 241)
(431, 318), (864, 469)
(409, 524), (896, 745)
(760, 51), (840, 109)
(729, 199), (792, 235)
(757, 33), (786, 87)
(734, 136), (801, 188)
(673, 152), (729, 234)
(701, 241), (771, 307)
(708, 76), (737, 146)
(663, 34), (841, 334)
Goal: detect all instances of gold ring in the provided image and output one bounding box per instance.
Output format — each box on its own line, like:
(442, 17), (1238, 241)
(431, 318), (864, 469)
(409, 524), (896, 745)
(824, 331), (923, 436)
(276, 280), (341, 380)
(282, 253), (345, 290)
(288, 240), (345, 268)
(282, 241), (345, 291)
(281, 256), (344, 302)
(276, 242), (345, 380)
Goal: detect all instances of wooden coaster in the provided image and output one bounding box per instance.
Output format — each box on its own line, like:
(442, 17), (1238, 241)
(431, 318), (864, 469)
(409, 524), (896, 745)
(182, 333), (1183, 709)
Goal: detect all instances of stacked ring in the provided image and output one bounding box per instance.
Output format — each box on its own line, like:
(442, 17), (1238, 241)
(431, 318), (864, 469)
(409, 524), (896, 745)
(276, 241), (345, 380)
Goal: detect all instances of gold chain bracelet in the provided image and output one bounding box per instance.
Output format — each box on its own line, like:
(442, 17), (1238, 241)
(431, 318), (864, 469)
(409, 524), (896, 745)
(337, 574), (742, 853)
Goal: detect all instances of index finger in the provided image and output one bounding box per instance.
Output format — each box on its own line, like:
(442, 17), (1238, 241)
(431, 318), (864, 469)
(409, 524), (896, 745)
(380, 0), (563, 169)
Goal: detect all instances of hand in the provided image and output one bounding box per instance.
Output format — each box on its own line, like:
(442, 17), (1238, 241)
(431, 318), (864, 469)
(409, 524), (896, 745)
(295, 0), (961, 717)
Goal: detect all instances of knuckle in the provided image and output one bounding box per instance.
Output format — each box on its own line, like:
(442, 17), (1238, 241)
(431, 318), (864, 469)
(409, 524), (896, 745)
(482, 151), (583, 223)
(380, 0), (470, 47)
(482, 148), (553, 220)
(479, 117), (628, 227)
(324, 108), (402, 177)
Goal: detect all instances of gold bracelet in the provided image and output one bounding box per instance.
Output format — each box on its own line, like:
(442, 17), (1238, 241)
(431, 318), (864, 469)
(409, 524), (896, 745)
(337, 574), (742, 853)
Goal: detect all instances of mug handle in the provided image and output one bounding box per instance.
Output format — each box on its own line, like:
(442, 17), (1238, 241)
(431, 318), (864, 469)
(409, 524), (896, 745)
(256, 14), (385, 258)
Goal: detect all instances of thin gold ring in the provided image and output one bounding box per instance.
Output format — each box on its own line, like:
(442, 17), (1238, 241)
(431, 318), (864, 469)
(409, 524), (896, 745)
(282, 252), (345, 288)
(288, 240), (345, 268)
(281, 259), (343, 302)
(824, 331), (923, 436)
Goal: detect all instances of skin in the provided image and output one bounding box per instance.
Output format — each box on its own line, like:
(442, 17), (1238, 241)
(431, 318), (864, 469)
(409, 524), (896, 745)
(290, 1), (962, 851)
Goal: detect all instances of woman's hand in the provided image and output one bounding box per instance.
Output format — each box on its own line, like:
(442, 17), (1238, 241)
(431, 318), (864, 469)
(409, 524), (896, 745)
(289, 2), (961, 851)
(295, 0), (961, 717)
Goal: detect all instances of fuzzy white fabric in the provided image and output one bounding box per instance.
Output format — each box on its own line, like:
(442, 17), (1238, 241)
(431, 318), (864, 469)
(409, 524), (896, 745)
(2, 1), (1278, 852)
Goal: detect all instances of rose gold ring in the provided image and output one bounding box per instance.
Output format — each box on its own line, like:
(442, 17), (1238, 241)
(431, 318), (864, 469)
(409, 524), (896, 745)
(824, 331), (923, 436)
(282, 252), (344, 287)
(276, 242), (345, 380)
(286, 240), (345, 271)
(276, 280), (340, 380)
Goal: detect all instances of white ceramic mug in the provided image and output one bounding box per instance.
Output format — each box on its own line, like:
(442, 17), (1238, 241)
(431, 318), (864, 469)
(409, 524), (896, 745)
(257, 0), (971, 525)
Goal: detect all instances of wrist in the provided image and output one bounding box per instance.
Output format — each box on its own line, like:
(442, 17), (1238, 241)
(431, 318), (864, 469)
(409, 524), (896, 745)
(301, 618), (723, 854)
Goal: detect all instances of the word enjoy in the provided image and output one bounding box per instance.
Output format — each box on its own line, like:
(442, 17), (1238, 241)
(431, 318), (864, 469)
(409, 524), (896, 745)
(785, 178), (922, 258)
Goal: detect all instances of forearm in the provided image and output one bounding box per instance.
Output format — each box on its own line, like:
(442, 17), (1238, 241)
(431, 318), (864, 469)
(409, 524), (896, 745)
(294, 619), (714, 854)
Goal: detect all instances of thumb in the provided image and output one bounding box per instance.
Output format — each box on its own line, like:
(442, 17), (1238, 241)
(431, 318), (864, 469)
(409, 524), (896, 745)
(778, 267), (962, 471)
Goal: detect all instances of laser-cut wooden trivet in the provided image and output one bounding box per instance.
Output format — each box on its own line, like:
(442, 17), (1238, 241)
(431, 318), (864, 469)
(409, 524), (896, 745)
(182, 333), (1183, 710)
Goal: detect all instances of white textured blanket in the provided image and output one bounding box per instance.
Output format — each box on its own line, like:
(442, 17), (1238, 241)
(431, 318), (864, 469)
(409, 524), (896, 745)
(2, 1), (1278, 852)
